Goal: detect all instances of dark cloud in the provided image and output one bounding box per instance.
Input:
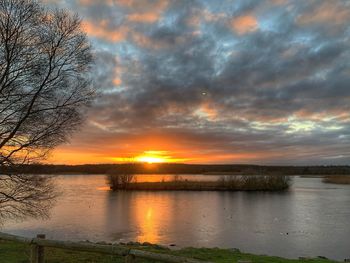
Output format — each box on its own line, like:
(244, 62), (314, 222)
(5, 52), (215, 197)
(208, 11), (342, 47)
(49, 0), (350, 164)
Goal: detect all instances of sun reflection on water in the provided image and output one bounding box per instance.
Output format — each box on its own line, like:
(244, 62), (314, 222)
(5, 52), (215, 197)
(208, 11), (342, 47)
(133, 200), (160, 244)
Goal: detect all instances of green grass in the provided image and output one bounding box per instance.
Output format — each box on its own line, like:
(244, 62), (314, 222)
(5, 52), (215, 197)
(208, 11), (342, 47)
(0, 240), (339, 263)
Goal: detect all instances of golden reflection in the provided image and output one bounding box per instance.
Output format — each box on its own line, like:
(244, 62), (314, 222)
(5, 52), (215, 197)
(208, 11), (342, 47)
(146, 207), (153, 220)
(133, 175), (171, 183)
(132, 194), (171, 244)
(134, 201), (158, 243)
(96, 186), (111, 191)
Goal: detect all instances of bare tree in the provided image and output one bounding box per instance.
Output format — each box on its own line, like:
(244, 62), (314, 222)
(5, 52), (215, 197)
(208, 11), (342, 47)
(0, 0), (93, 220)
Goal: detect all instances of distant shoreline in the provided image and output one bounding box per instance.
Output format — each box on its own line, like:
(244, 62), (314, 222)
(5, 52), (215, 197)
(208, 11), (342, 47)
(5, 163), (350, 176)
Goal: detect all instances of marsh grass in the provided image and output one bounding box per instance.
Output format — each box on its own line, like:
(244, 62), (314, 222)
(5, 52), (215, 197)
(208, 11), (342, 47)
(108, 175), (290, 191)
(322, 175), (350, 184)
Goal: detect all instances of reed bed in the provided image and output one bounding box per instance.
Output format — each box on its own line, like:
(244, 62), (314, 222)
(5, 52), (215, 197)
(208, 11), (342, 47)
(322, 175), (350, 184)
(108, 174), (290, 191)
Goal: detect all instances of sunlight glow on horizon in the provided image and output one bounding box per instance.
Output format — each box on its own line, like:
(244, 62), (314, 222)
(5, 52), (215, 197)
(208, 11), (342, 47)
(49, 146), (274, 165)
(135, 156), (165, 164)
(111, 150), (188, 164)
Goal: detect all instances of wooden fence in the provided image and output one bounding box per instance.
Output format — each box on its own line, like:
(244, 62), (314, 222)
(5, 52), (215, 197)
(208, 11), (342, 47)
(0, 232), (212, 263)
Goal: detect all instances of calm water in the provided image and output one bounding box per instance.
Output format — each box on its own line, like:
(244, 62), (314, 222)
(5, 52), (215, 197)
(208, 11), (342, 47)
(2, 174), (350, 260)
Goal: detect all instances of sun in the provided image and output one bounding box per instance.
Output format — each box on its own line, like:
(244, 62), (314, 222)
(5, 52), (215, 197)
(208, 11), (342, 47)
(135, 151), (170, 164)
(135, 156), (165, 164)
(111, 150), (187, 164)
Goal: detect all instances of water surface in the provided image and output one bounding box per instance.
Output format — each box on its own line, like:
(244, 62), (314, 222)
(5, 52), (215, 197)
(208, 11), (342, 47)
(2, 174), (350, 260)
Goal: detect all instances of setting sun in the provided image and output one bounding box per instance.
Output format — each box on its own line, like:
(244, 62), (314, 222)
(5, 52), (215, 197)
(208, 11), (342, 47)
(135, 155), (165, 164)
(135, 151), (173, 164)
(110, 150), (187, 164)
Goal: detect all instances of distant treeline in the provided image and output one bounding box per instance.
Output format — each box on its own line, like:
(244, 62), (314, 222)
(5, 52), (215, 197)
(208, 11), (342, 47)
(3, 163), (350, 175)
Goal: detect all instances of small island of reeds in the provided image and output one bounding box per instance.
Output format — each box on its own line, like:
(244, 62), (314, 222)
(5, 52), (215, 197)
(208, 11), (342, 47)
(108, 174), (291, 191)
(322, 175), (350, 184)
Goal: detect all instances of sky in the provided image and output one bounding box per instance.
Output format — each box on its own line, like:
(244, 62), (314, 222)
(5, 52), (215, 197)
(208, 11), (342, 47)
(46, 0), (350, 165)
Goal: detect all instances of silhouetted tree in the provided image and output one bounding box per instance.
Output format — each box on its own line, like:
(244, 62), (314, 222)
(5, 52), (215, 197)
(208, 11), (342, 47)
(0, 0), (93, 220)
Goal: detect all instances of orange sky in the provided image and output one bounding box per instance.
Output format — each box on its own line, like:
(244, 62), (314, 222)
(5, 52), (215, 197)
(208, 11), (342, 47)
(49, 148), (265, 165)
(47, 125), (288, 165)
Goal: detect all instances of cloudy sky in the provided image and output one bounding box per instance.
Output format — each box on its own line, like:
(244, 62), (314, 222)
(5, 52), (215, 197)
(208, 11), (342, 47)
(47, 0), (350, 165)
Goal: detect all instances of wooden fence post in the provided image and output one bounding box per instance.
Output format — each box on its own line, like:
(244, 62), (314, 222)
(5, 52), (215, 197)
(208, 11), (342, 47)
(31, 234), (45, 263)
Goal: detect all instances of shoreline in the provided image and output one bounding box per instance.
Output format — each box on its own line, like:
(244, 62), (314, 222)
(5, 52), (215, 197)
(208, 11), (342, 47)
(0, 239), (341, 263)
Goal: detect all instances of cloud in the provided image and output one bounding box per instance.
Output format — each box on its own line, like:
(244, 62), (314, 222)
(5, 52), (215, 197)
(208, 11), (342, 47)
(230, 14), (259, 35)
(78, 0), (113, 6)
(48, 0), (350, 165)
(297, 1), (350, 26)
(124, 0), (169, 23)
(82, 20), (128, 42)
(127, 13), (160, 23)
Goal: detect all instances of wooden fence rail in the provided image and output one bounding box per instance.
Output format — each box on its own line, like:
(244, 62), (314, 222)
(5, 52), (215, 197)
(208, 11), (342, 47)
(0, 232), (212, 263)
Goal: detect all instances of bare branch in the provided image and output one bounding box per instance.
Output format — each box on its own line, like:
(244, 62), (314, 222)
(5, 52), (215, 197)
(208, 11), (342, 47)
(0, 0), (93, 221)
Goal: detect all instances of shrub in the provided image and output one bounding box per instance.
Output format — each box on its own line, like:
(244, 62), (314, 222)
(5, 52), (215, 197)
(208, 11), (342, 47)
(108, 173), (135, 190)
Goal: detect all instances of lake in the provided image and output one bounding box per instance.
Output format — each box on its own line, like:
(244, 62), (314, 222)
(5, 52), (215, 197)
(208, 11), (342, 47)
(2, 174), (350, 261)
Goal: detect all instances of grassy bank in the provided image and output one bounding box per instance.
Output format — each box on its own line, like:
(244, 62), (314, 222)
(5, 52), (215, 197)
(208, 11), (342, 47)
(109, 174), (291, 191)
(323, 175), (350, 184)
(0, 240), (339, 263)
